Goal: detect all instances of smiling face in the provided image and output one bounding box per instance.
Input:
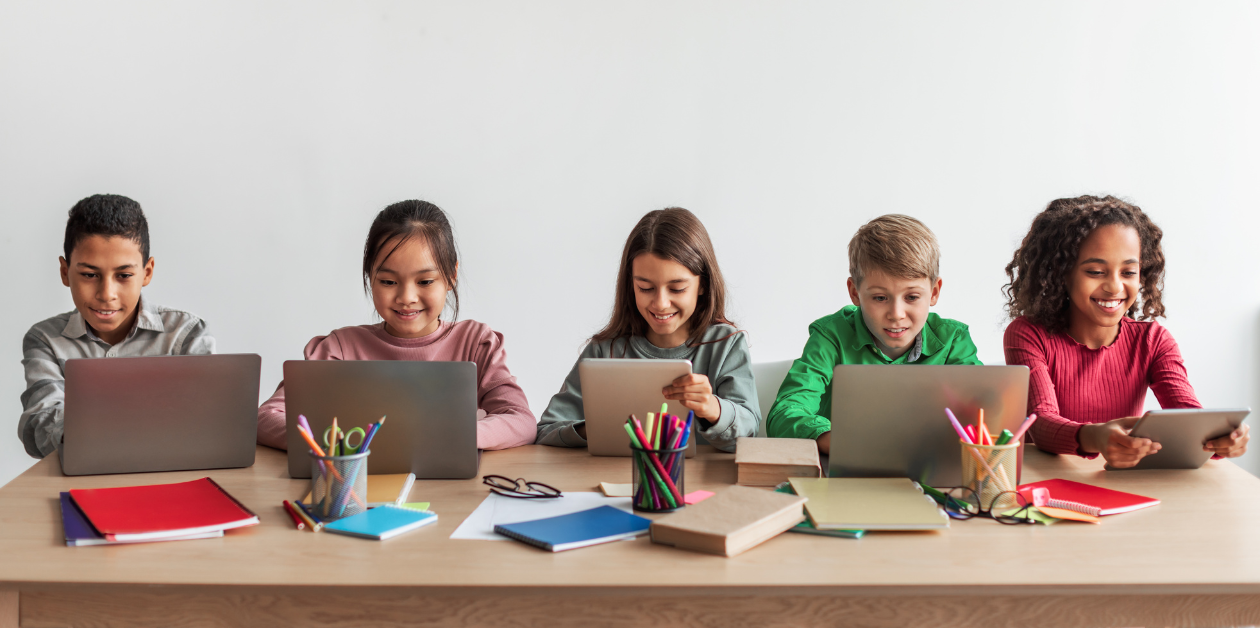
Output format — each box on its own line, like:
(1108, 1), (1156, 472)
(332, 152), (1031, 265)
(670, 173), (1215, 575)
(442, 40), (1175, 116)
(370, 236), (453, 339)
(847, 268), (941, 360)
(631, 253), (704, 348)
(1066, 223), (1142, 347)
(59, 235), (154, 346)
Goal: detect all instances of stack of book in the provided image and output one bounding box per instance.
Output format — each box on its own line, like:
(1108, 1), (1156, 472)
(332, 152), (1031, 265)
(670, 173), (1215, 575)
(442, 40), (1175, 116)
(60, 477), (259, 546)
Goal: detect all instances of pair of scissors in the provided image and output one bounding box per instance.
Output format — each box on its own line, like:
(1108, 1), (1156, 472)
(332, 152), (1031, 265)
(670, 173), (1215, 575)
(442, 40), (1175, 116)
(323, 426), (366, 455)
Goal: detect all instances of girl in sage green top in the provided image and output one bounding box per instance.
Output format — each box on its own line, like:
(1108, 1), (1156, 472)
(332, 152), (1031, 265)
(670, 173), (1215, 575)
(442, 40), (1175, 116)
(534, 207), (759, 452)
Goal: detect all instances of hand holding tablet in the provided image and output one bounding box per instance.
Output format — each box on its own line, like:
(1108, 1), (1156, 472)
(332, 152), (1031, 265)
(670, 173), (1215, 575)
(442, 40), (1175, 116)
(1105, 408), (1250, 471)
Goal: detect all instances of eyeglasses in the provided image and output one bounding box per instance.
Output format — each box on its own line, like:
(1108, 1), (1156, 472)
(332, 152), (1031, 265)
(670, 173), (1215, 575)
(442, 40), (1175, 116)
(482, 475), (563, 499)
(922, 484), (1038, 525)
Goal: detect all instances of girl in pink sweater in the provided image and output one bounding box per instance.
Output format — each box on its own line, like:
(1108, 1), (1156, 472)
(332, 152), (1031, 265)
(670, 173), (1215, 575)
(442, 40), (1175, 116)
(1002, 195), (1247, 467)
(256, 201), (535, 451)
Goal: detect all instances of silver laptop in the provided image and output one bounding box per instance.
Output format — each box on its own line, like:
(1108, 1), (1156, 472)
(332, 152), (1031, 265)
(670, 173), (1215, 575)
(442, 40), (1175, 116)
(284, 360), (479, 479)
(828, 365), (1029, 486)
(61, 354), (261, 476)
(579, 358), (697, 457)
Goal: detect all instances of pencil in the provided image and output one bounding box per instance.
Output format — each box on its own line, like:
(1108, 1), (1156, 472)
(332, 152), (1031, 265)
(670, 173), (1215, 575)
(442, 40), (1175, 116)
(281, 500), (305, 531)
(291, 500), (322, 531)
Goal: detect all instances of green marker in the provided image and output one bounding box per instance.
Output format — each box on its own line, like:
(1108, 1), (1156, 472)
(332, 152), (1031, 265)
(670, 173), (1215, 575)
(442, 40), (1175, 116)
(995, 429), (1015, 446)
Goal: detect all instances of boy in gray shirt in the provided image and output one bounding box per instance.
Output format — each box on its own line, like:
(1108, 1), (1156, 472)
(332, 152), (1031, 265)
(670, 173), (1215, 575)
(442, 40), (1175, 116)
(19, 194), (214, 458)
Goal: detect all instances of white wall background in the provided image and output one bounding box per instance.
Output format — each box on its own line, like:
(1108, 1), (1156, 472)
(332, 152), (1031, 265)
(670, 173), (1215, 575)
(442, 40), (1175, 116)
(2, 1), (1258, 487)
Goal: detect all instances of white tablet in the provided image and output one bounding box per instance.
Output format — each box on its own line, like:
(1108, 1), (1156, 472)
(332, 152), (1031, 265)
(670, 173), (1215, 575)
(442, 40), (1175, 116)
(578, 358), (698, 457)
(1111, 408), (1249, 470)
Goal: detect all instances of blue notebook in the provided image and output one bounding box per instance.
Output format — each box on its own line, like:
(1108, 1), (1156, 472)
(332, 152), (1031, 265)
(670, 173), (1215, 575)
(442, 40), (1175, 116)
(323, 505), (438, 540)
(493, 505), (651, 552)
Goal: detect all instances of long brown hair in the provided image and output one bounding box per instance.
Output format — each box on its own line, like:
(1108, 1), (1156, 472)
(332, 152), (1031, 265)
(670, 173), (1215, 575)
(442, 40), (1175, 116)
(592, 207), (735, 347)
(1003, 195), (1166, 334)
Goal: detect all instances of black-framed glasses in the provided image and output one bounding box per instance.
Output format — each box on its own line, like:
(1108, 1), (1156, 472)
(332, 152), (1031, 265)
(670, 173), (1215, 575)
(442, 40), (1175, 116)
(922, 484), (1038, 525)
(482, 475), (563, 499)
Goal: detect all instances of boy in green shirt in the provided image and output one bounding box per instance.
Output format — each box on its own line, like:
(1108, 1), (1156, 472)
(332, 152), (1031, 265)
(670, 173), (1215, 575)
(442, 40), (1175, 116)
(767, 214), (981, 453)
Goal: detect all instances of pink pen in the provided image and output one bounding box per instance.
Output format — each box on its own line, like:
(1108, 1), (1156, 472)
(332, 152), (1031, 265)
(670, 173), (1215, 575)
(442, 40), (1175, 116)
(947, 406), (972, 441)
(1010, 414), (1038, 443)
(945, 408), (972, 444)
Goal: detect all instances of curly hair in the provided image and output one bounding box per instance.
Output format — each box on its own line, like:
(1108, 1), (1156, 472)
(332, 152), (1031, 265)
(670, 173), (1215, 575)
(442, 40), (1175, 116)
(1003, 195), (1166, 334)
(64, 194), (150, 262)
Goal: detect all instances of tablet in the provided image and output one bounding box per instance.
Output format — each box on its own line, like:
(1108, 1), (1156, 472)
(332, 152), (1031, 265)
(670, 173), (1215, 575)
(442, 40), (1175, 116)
(578, 358), (698, 457)
(1112, 408), (1250, 470)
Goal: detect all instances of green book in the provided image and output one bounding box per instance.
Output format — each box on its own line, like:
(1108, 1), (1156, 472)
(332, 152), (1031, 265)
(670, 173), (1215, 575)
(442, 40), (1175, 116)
(774, 484), (865, 539)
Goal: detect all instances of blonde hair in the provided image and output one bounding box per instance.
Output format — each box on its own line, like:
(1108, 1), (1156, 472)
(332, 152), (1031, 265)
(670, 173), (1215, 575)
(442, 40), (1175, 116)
(848, 214), (940, 286)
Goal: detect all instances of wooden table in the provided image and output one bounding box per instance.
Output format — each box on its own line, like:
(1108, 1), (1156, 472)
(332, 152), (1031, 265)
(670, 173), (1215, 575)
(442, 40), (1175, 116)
(1, 445), (1259, 627)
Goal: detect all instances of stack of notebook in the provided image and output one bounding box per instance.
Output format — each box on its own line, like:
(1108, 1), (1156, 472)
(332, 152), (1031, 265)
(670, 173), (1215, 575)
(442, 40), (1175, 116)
(734, 437), (822, 487)
(61, 478), (259, 546)
(774, 484), (864, 539)
(788, 478), (949, 531)
(650, 485), (807, 557)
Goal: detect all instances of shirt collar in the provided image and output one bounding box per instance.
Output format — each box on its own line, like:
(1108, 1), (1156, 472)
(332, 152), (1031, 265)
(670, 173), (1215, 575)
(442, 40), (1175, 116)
(59, 296), (163, 342)
(919, 319), (943, 357)
(61, 311), (89, 340)
(851, 311), (939, 364)
(134, 297), (165, 333)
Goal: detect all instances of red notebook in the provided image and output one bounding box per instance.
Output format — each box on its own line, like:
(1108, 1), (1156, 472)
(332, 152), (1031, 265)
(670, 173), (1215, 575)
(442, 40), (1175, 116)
(69, 478), (259, 542)
(1016, 479), (1159, 516)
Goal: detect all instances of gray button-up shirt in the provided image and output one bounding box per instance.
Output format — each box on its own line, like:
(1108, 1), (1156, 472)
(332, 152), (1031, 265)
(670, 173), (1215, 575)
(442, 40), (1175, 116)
(18, 298), (215, 458)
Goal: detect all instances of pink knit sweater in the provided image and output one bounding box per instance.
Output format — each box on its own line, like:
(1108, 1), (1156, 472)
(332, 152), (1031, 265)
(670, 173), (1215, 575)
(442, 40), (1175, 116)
(1003, 316), (1200, 457)
(257, 320), (535, 451)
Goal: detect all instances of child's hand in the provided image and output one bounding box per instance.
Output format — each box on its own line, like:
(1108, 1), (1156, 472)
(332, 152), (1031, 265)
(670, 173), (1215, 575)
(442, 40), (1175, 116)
(1080, 417), (1161, 468)
(817, 431), (831, 455)
(1204, 424), (1250, 458)
(662, 374), (721, 421)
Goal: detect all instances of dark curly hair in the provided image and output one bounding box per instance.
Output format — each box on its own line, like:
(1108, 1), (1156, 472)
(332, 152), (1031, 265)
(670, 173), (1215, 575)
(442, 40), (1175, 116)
(63, 194), (150, 262)
(1003, 195), (1166, 334)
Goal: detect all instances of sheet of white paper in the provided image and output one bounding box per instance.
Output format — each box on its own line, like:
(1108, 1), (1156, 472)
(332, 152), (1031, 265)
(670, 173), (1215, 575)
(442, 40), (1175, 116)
(450, 492), (634, 540)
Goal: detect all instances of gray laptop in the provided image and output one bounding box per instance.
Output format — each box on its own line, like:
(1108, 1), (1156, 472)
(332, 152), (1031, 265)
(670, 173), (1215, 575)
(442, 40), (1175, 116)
(283, 360), (479, 479)
(61, 354), (261, 476)
(828, 365), (1029, 486)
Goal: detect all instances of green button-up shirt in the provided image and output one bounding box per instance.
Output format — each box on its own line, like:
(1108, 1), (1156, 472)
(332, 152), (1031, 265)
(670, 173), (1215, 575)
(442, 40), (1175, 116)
(766, 305), (982, 441)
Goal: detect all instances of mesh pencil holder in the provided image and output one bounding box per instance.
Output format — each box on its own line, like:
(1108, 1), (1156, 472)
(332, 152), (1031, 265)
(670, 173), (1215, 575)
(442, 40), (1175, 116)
(631, 444), (685, 513)
(309, 450), (369, 522)
(960, 441), (1020, 510)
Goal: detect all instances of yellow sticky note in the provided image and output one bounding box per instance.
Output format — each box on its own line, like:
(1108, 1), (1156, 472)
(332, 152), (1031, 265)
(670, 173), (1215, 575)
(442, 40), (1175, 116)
(1037, 506), (1100, 524)
(599, 482), (633, 497)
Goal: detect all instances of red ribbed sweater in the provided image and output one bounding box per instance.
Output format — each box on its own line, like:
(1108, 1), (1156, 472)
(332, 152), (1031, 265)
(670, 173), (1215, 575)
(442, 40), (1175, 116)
(1003, 316), (1200, 457)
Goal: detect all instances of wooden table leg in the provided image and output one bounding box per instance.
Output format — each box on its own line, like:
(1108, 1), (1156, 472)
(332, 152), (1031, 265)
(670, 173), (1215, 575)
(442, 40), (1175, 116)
(0, 591), (17, 628)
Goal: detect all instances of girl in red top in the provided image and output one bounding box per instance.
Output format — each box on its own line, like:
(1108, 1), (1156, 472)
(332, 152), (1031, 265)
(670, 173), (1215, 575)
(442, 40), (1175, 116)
(1002, 195), (1248, 467)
